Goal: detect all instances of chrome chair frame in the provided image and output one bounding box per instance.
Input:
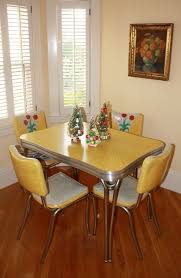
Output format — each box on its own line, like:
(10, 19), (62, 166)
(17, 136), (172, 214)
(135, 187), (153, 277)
(17, 190), (90, 264)
(91, 189), (161, 260)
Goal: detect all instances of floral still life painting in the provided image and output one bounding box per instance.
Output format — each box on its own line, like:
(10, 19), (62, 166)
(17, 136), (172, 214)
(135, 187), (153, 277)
(128, 24), (173, 80)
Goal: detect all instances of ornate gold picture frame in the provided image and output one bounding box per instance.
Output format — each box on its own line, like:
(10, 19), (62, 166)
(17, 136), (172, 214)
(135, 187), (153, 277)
(128, 23), (174, 81)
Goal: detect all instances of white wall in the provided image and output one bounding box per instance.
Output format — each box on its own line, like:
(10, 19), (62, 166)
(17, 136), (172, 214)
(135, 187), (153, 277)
(101, 0), (181, 193)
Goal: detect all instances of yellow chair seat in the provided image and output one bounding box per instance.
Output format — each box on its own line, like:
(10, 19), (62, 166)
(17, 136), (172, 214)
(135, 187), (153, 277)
(33, 172), (88, 209)
(93, 176), (146, 207)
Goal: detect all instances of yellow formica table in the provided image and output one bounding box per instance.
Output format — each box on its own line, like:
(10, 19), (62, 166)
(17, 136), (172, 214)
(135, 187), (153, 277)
(20, 123), (165, 262)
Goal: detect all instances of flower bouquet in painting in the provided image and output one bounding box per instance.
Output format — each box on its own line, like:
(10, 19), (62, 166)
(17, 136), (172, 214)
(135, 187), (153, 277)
(68, 105), (84, 143)
(139, 34), (166, 73)
(96, 102), (111, 140)
(86, 118), (101, 147)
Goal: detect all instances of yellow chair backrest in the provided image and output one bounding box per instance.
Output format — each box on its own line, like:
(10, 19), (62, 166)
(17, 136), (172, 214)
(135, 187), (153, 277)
(9, 145), (48, 196)
(13, 111), (47, 143)
(137, 144), (175, 194)
(110, 111), (144, 136)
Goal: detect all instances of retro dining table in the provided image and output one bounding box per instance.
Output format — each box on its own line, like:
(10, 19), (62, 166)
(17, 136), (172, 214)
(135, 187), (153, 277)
(20, 123), (165, 262)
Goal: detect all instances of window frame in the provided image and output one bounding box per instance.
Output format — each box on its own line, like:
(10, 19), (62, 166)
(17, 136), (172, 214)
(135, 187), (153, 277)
(0, 0), (43, 136)
(46, 0), (101, 123)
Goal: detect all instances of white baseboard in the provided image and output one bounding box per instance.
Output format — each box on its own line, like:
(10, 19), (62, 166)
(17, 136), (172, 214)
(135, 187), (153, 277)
(0, 166), (180, 194)
(0, 166), (17, 190)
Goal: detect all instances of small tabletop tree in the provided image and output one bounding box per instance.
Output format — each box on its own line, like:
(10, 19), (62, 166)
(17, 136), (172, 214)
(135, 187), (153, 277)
(86, 118), (101, 147)
(96, 102), (111, 140)
(68, 105), (84, 142)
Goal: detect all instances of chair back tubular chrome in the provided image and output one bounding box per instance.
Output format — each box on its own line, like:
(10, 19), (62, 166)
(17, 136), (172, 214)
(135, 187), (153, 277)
(9, 145), (48, 196)
(136, 144), (175, 194)
(110, 111), (144, 136)
(13, 111), (47, 143)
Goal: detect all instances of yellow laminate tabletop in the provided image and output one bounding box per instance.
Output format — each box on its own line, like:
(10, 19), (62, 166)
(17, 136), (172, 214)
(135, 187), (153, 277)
(20, 123), (165, 182)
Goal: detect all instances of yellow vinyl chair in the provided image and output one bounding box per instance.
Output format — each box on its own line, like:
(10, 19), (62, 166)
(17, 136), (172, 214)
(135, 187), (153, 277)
(13, 111), (74, 178)
(9, 145), (89, 264)
(92, 144), (175, 259)
(110, 111), (144, 178)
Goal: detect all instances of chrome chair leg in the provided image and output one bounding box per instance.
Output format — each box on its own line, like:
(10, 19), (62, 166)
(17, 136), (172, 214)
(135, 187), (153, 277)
(122, 207), (143, 260)
(17, 193), (32, 240)
(85, 195), (91, 235)
(147, 195), (153, 221)
(92, 195), (97, 236)
(41, 208), (61, 264)
(148, 193), (161, 236)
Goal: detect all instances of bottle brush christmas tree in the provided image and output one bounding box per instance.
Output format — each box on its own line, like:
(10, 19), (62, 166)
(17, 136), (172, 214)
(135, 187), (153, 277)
(68, 105), (84, 142)
(86, 118), (101, 147)
(96, 102), (111, 140)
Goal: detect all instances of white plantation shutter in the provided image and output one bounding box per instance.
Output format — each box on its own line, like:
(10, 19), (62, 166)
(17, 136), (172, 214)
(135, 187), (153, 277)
(0, 20), (8, 119)
(7, 3), (33, 115)
(47, 0), (100, 121)
(57, 2), (89, 110)
(0, 0), (35, 128)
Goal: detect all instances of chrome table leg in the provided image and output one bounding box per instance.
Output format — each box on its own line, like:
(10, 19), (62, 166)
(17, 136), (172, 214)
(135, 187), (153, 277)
(103, 185), (109, 262)
(108, 180), (121, 262)
(101, 179), (121, 263)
